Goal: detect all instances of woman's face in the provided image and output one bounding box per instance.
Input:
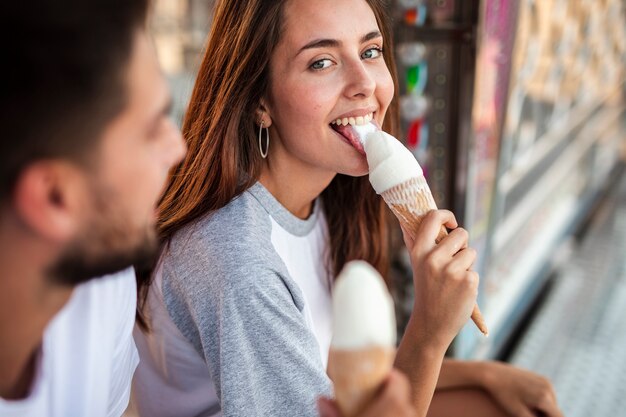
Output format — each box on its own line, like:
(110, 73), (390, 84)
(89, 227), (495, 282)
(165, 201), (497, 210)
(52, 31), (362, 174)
(265, 0), (394, 177)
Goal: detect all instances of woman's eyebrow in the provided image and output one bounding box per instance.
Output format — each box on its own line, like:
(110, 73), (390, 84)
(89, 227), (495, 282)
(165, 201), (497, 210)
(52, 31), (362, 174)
(361, 30), (382, 43)
(295, 31), (382, 57)
(296, 39), (340, 57)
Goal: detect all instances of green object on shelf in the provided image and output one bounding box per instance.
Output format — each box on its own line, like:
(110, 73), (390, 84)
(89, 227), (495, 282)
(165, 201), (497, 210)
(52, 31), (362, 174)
(406, 65), (420, 93)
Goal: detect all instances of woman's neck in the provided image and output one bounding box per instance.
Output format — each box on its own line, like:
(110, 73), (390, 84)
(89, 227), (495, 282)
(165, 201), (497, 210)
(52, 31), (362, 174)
(259, 156), (335, 220)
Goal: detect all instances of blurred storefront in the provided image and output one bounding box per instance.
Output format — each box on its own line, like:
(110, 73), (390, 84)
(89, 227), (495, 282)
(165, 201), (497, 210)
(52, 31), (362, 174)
(389, 0), (626, 360)
(149, 0), (626, 361)
(149, 0), (215, 122)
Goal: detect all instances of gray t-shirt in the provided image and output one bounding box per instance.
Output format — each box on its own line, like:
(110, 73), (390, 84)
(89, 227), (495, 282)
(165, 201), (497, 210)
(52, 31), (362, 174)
(133, 183), (333, 417)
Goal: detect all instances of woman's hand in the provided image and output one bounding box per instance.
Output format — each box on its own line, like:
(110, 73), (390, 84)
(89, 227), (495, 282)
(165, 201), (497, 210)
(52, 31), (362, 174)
(481, 361), (564, 417)
(318, 370), (416, 417)
(403, 209), (479, 351)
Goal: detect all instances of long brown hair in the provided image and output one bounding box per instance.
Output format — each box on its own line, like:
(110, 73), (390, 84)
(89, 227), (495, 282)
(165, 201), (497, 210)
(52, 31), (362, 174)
(137, 0), (399, 326)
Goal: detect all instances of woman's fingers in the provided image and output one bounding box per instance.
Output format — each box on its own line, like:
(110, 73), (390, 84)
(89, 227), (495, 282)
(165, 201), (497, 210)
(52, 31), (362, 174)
(514, 406), (537, 417)
(536, 402), (565, 417)
(534, 388), (564, 417)
(436, 227), (470, 256)
(529, 376), (563, 417)
(482, 363), (564, 417)
(449, 248), (477, 274)
(413, 210), (458, 251)
(426, 232), (476, 277)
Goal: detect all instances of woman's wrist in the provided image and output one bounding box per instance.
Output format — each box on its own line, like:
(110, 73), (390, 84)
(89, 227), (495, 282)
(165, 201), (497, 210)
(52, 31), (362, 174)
(396, 317), (450, 371)
(402, 320), (447, 355)
(397, 333), (446, 363)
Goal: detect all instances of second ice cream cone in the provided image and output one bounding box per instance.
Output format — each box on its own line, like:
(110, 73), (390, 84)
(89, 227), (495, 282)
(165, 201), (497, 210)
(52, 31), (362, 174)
(329, 261), (397, 417)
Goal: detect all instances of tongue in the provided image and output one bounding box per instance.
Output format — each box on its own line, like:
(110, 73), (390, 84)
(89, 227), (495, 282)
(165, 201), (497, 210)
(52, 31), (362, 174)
(333, 124), (365, 155)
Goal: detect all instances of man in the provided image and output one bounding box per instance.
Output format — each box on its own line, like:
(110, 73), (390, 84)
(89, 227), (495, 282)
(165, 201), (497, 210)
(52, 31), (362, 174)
(0, 1), (415, 416)
(0, 0), (185, 415)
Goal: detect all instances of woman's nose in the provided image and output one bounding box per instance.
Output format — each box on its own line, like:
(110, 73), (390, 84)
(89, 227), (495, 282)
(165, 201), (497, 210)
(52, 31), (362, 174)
(342, 60), (376, 99)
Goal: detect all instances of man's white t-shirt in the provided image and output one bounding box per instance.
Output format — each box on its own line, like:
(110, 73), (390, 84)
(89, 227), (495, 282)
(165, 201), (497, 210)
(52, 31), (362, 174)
(0, 268), (139, 417)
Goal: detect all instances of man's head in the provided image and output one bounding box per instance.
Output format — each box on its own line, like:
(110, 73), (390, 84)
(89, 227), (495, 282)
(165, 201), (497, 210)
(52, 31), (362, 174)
(0, 0), (186, 286)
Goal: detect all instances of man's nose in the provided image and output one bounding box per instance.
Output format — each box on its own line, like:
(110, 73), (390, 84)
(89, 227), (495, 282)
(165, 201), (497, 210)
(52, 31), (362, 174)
(166, 122), (187, 167)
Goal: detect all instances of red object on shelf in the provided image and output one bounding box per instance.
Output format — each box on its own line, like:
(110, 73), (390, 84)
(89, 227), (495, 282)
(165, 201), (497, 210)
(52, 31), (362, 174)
(404, 9), (418, 25)
(407, 119), (423, 148)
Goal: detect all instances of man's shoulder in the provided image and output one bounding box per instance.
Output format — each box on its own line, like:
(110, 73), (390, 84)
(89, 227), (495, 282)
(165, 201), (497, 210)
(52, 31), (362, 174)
(66, 268), (137, 318)
(75, 267), (136, 298)
(39, 268), (138, 415)
(46, 268), (136, 341)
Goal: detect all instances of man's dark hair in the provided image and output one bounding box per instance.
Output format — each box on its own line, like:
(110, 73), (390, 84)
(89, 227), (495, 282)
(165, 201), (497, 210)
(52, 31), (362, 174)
(0, 0), (149, 201)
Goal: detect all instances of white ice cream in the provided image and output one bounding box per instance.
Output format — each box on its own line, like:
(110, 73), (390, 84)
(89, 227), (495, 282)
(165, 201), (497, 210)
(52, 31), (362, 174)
(354, 124), (423, 194)
(351, 122), (378, 146)
(331, 260), (396, 350)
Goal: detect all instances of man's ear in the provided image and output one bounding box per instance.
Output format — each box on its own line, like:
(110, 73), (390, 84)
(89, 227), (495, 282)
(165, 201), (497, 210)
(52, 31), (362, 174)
(12, 161), (84, 243)
(255, 98), (273, 128)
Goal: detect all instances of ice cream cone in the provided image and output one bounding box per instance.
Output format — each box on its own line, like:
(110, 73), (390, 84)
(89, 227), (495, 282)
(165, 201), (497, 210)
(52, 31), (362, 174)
(381, 177), (489, 336)
(329, 261), (397, 417)
(381, 176), (447, 243)
(327, 346), (396, 417)
(352, 125), (489, 335)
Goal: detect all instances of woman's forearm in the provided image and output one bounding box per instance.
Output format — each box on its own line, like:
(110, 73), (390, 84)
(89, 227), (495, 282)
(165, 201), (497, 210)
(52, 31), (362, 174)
(394, 325), (448, 417)
(436, 359), (490, 390)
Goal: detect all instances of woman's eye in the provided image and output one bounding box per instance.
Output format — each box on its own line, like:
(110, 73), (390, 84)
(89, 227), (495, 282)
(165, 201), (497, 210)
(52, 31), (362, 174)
(310, 59), (333, 70)
(362, 47), (383, 60)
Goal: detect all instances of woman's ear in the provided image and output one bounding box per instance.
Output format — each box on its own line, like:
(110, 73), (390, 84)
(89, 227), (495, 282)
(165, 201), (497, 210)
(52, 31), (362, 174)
(255, 99), (272, 128)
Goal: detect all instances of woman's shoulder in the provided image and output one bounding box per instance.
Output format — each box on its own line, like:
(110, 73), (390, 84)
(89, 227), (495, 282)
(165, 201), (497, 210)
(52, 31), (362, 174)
(170, 190), (272, 256)
(160, 189), (286, 288)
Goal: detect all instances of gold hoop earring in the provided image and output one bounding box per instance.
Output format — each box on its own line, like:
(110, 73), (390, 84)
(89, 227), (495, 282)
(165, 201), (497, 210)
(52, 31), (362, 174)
(258, 121), (269, 159)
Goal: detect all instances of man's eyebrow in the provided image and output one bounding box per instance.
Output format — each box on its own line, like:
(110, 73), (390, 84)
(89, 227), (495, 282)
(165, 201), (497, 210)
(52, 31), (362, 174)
(295, 31), (383, 57)
(148, 95), (173, 132)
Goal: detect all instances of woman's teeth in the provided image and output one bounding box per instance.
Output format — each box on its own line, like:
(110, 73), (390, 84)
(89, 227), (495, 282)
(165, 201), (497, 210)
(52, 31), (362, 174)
(330, 113), (374, 127)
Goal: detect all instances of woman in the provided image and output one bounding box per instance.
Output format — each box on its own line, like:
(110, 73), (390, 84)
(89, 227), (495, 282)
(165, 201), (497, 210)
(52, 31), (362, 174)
(133, 0), (562, 416)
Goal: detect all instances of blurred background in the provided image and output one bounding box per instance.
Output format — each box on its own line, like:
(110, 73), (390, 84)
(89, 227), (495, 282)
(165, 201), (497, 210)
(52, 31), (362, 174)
(140, 1), (626, 415)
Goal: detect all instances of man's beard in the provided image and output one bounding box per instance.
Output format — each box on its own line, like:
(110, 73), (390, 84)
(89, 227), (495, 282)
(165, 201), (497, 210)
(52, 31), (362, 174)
(47, 183), (159, 287)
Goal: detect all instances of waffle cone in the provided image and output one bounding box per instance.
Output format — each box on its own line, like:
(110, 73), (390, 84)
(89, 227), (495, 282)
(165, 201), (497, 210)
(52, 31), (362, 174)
(327, 346), (396, 417)
(381, 177), (489, 336)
